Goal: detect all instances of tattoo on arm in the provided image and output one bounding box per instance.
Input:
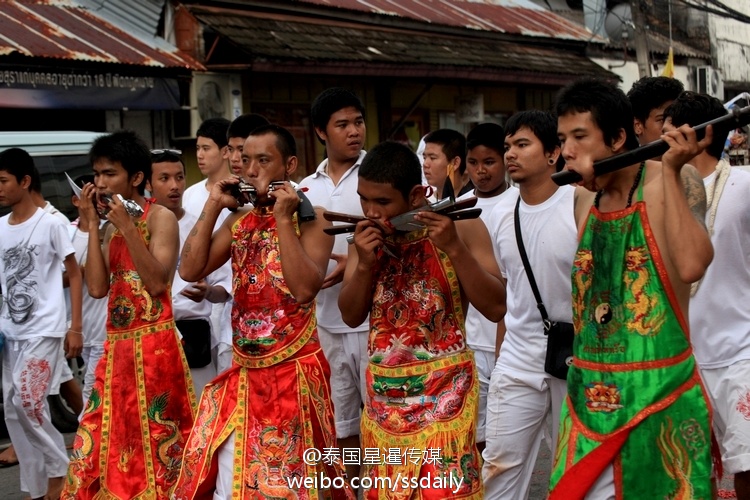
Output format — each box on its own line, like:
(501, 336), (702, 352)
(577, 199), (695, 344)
(190, 227), (198, 237)
(198, 211), (206, 221)
(183, 242), (191, 256)
(682, 167), (708, 229)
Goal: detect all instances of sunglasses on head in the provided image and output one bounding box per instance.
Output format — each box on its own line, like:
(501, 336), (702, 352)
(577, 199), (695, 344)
(150, 148), (182, 156)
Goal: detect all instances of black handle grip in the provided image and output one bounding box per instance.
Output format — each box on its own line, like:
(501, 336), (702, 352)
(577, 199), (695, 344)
(297, 190), (316, 223)
(323, 224), (357, 235)
(552, 105), (750, 186)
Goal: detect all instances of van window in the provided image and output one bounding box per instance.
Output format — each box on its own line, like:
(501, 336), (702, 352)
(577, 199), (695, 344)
(0, 132), (101, 220)
(33, 155), (94, 220)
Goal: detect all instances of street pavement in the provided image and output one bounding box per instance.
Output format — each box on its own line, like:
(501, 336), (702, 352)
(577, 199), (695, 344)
(0, 433), (75, 500)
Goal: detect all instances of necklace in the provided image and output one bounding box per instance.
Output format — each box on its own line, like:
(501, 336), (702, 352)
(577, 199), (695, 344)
(594, 162), (645, 209)
(691, 158), (730, 297)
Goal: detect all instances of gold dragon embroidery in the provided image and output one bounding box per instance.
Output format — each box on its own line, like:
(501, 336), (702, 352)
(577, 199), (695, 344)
(122, 270), (161, 322)
(572, 249), (594, 333)
(623, 246), (664, 336)
(64, 389), (101, 497)
(148, 392), (183, 487)
(657, 417), (694, 499)
(245, 423), (301, 499)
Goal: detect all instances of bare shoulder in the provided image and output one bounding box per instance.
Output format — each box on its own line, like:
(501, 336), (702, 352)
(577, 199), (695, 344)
(573, 186), (595, 227)
(455, 217), (491, 245)
(103, 221), (116, 243)
(680, 163), (708, 225)
(147, 203), (178, 230)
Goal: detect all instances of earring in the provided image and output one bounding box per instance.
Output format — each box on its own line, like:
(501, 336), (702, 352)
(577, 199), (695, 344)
(548, 158), (556, 165)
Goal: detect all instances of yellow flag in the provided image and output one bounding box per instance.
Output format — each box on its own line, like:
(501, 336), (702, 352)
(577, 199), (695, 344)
(662, 47), (674, 78)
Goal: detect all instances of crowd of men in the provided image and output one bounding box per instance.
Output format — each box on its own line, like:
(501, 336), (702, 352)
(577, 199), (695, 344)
(0, 75), (747, 500)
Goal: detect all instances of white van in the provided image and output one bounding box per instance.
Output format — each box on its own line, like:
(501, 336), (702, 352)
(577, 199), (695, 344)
(0, 131), (103, 219)
(0, 131), (102, 434)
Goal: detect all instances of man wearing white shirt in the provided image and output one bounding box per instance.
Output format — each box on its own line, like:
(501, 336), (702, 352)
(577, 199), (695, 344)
(182, 118), (233, 375)
(182, 117), (232, 229)
(483, 111), (576, 499)
(0, 148), (83, 500)
(148, 150), (231, 398)
(299, 87), (368, 483)
(665, 92), (750, 499)
(67, 174), (108, 411)
(458, 122), (514, 452)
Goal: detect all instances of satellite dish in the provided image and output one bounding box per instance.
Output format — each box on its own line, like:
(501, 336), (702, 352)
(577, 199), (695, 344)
(197, 80), (225, 121)
(605, 3), (634, 42)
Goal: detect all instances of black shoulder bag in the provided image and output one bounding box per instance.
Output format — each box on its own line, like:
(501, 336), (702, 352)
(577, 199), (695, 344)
(514, 196), (574, 380)
(175, 318), (212, 368)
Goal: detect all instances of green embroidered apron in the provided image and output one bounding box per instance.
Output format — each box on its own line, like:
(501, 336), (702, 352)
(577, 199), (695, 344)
(549, 167), (712, 499)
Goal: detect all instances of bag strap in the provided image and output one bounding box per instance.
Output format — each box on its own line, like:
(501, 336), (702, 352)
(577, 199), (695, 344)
(514, 196), (551, 330)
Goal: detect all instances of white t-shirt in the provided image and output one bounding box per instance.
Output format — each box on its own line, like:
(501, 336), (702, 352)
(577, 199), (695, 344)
(458, 187), (518, 352)
(68, 222), (108, 347)
(298, 151), (369, 333)
(43, 201), (70, 225)
(690, 167), (750, 368)
(486, 186), (577, 378)
(0, 208), (75, 340)
(173, 211), (232, 323)
(182, 179), (230, 232)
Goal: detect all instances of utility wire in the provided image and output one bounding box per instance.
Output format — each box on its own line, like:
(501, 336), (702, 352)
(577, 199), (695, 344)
(675, 0), (750, 24)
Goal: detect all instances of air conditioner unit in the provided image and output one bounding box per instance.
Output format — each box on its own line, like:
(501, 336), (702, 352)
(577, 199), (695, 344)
(172, 72), (242, 140)
(696, 66), (724, 100)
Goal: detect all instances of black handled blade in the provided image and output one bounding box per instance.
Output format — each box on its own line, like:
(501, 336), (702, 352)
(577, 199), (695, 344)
(552, 105), (750, 186)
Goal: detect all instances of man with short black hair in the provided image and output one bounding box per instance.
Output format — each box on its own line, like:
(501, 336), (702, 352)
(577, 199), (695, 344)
(340, 141), (506, 498)
(664, 91), (750, 500)
(227, 113), (270, 176)
(550, 78), (713, 499)
(174, 124), (348, 499)
(627, 76), (685, 145)
(423, 128), (472, 199)
(300, 87), (368, 483)
(183, 117), (231, 228)
(0, 147), (83, 500)
(64, 131), (195, 499)
(147, 150), (230, 398)
(459, 122), (511, 452)
(482, 111), (574, 499)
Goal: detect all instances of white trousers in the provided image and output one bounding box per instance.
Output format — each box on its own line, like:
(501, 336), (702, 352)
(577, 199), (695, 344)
(190, 362), (217, 400)
(482, 367), (567, 499)
(317, 326), (369, 438)
(473, 349), (495, 443)
(81, 342), (105, 415)
(585, 465), (615, 500)
(213, 430), (236, 500)
(213, 342), (233, 375)
(3, 337), (69, 499)
(701, 360), (750, 474)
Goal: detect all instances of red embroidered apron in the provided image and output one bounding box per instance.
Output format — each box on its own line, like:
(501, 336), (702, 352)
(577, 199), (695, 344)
(362, 230), (482, 499)
(64, 201), (196, 499)
(172, 210), (351, 500)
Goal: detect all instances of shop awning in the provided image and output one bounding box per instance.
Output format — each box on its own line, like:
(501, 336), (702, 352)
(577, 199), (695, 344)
(0, 0), (203, 110)
(0, 1), (202, 69)
(189, 5), (614, 85)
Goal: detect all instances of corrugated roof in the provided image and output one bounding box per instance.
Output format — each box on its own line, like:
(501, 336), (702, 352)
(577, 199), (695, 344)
(608, 31), (710, 59)
(293, 0), (602, 42)
(0, 0), (203, 69)
(191, 7), (614, 84)
(76, 0), (165, 42)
